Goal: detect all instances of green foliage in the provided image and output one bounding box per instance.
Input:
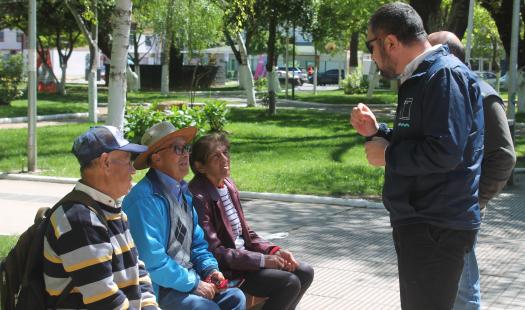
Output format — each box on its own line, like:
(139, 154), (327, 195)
(0, 55), (25, 105)
(124, 100), (229, 143)
(254, 77), (268, 91)
(342, 69), (367, 95)
(203, 100), (229, 132)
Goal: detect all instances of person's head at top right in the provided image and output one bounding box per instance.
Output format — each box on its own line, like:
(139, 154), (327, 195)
(367, 2), (431, 79)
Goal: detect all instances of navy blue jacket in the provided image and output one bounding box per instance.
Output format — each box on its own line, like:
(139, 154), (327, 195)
(382, 46), (484, 230)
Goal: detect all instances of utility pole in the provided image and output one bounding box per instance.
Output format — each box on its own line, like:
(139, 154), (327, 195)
(292, 22), (296, 100)
(506, 0), (521, 185)
(28, 0), (37, 172)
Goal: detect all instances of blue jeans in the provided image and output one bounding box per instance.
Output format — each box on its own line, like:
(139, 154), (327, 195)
(158, 286), (246, 310)
(454, 236), (481, 310)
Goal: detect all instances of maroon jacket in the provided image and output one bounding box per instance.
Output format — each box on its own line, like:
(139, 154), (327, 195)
(189, 175), (280, 278)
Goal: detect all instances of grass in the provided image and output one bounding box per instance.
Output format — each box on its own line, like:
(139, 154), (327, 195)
(0, 108), (386, 197)
(0, 84), (234, 118)
(278, 89), (397, 105)
(0, 235), (18, 259)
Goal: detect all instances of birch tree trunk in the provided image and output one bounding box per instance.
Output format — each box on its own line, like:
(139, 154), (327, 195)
(65, 0), (99, 122)
(88, 0), (98, 123)
(107, 0), (132, 130)
(236, 33), (256, 107)
(160, 33), (170, 95)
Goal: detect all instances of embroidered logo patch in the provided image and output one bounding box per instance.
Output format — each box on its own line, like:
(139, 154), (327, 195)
(398, 122), (410, 128)
(400, 98), (413, 120)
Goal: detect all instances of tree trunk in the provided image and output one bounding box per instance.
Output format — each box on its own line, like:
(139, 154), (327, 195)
(160, 33), (171, 95)
(446, 0), (469, 39)
(59, 63), (67, 95)
(107, 0), (132, 130)
(313, 48), (318, 95)
(266, 8), (277, 115)
(349, 32), (359, 68)
(236, 32), (256, 107)
(410, 0), (443, 33)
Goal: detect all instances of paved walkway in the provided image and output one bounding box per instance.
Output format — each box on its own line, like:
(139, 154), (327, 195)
(1, 176), (523, 309)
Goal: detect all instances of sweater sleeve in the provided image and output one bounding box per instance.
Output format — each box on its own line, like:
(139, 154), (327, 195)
(479, 97), (516, 206)
(137, 259), (160, 309)
(123, 194), (200, 293)
(386, 68), (481, 176)
(48, 204), (128, 309)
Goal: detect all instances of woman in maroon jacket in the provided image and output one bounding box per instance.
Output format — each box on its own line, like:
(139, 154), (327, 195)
(189, 133), (314, 310)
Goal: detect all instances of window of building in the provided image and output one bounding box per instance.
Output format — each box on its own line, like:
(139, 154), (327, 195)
(0, 30), (4, 42)
(16, 31), (23, 43)
(145, 36), (152, 47)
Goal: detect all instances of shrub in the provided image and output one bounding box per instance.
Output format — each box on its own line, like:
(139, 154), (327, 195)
(203, 100), (229, 132)
(124, 100), (229, 143)
(254, 77), (267, 91)
(342, 69), (367, 94)
(0, 54), (25, 105)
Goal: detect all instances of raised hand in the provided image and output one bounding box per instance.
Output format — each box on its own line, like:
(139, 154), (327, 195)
(350, 103), (379, 137)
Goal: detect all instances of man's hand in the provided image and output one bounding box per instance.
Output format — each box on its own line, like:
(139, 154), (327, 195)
(350, 103), (379, 137)
(276, 250), (299, 272)
(193, 281), (217, 300)
(264, 254), (286, 270)
(365, 137), (389, 167)
(209, 270), (225, 282)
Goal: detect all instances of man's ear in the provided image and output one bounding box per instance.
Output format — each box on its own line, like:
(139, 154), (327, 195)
(150, 152), (161, 164)
(383, 34), (399, 52)
(99, 152), (110, 170)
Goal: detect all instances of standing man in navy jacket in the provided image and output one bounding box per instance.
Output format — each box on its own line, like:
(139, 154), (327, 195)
(351, 3), (484, 310)
(428, 31), (516, 310)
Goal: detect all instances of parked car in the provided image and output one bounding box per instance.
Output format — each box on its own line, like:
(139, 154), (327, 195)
(276, 66), (308, 85)
(316, 69), (345, 85)
(499, 73), (509, 90)
(474, 71), (497, 88)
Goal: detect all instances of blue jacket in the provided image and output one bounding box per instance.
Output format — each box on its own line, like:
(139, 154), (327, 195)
(123, 170), (219, 295)
(382, 46), (484, 230)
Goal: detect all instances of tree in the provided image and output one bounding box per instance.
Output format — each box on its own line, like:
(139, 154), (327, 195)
(0, 0), (85, 95)
(107, 0), (132, 129)
(253, 0), (314, 114)
(220, 0), (257, 106)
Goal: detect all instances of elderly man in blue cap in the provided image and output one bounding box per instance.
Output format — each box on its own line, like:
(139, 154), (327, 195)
(43, 126), (160, 309)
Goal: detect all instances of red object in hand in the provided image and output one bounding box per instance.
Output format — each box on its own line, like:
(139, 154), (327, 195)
(206, 276), (228, 289)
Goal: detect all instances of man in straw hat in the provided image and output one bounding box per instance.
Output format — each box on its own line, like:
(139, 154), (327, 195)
(44, 126), (159, 309)
(123, 122), (245, 310)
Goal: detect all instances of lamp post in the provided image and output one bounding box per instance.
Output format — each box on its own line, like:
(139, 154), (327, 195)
(27, 0), (37, 172)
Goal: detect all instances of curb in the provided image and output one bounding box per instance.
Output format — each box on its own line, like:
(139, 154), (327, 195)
(0, 112), (91, 124)
(0, 173), (384, 209)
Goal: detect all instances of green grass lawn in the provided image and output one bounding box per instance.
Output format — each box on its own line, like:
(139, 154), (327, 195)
(278, 89), (397, 105)
(0, 108), (385, 197)
(0, 235), (18, 259)
(0, 84), (232, 118)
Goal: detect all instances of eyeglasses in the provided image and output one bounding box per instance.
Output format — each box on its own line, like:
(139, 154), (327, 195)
(156, 144), (192, 155)
(366, 37), (378, 54)
(109, 158), (134, 170)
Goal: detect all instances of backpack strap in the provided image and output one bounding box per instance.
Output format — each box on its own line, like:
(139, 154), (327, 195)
(47, 190), (109, 308)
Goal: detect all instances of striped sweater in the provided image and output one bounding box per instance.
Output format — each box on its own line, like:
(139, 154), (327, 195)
(43, 182), (158, 309)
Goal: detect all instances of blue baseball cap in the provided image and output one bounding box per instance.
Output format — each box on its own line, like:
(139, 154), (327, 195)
(72, 126), (148, 166)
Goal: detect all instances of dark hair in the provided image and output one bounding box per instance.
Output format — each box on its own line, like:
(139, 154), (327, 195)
(190, 133), (230, 175)
(369, 2), (427, 45)
(445, 40), (466, 63)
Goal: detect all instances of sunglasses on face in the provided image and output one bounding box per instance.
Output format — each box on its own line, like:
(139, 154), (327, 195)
(156, 144), (192, 155)
(366, 37), (378, 54)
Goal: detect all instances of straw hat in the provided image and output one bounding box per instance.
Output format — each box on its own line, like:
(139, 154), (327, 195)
(133, 121), (197, 170)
